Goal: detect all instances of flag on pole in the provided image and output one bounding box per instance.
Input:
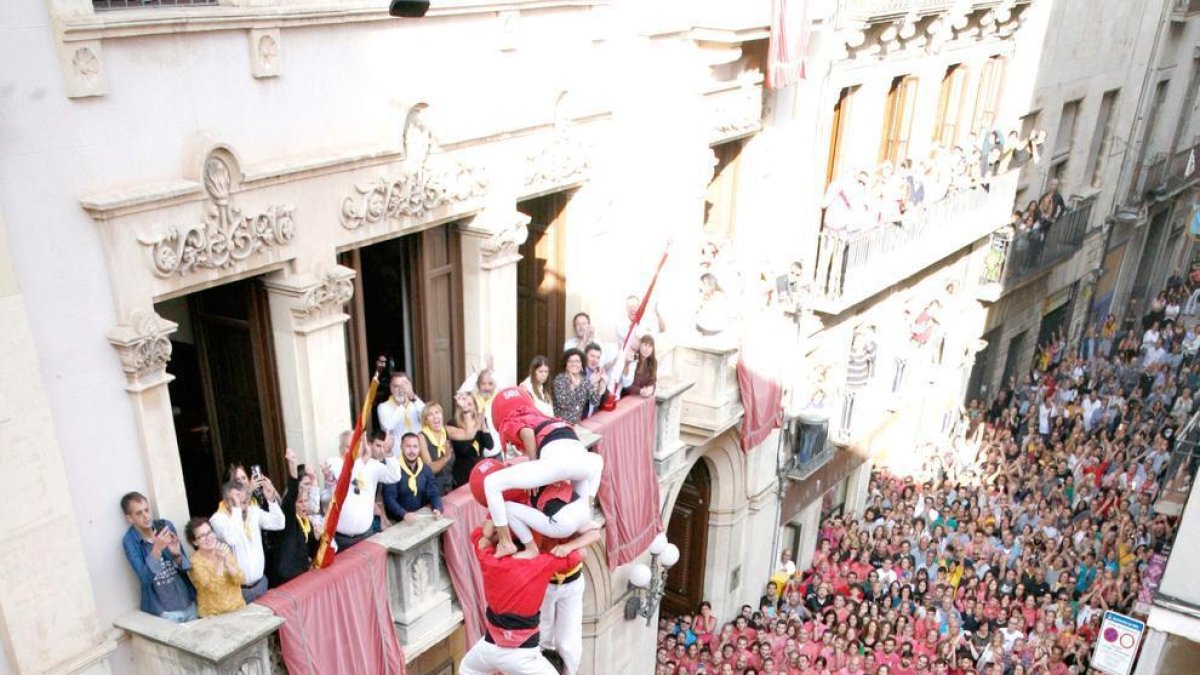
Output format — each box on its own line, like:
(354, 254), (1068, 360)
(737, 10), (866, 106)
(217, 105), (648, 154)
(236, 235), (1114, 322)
(314, 357), (385, 569)
(767, 0), (811, 90)
(606, 244), (670, 406)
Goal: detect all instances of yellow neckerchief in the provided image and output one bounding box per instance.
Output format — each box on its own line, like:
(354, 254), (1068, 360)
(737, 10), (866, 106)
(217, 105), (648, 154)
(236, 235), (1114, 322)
(297, 514), (312, 540)
(400, 456), (424, 494)
(218, 500), (253, 540)
(423, 424), (448, 459)
(474, 393), (493, 420)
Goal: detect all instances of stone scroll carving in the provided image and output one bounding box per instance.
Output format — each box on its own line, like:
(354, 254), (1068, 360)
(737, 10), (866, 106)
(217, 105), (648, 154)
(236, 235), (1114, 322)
(340, 105), (487, 230)
(299, 269), (355, 316)
(107, 309), (178, 391)
(137, 155), (296, 277)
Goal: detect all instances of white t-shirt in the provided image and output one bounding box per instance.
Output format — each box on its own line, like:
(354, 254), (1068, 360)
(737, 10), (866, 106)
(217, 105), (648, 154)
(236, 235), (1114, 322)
(336, 457), (404, 536)
(209, 501), (285, 584)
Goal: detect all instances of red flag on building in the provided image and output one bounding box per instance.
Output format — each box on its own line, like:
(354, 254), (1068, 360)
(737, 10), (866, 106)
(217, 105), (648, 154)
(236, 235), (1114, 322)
(767, 0), (811, 89)
(605, 244), (670, 407)
(314, 358), (385, 569)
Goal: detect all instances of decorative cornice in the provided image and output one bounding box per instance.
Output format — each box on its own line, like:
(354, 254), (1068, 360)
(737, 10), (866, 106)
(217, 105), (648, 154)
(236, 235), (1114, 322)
(479, 213), (532, 269)
(709, 84), (764, 142)
(523, 130), (589, 194)
(136, 154), (296, 277)
(339, 106), (487, 230)
(299, 268), (355, 317)
(107, 310), (177, 393)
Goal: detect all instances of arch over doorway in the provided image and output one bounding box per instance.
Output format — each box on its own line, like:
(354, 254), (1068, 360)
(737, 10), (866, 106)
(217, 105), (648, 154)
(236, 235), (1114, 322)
(662, 459), (711, 617)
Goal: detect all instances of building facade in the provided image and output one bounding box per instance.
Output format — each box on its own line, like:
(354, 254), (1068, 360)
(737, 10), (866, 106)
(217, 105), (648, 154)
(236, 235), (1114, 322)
(6, 0), (1198, 674)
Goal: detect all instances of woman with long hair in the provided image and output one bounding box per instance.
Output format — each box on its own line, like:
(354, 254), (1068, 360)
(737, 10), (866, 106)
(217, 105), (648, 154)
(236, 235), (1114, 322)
(519, 355), (555, 416)
(449, 392), (493, 488)
(621, 334), (659, 398)
(417, 402), (475, 495)
(552, 348), (603, 424)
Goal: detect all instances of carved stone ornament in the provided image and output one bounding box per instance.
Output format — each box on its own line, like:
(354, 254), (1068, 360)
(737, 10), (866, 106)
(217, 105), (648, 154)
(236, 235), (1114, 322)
(340, 106), (487, 230)
(137, 155), (296, 277)
(711, 86), (764, 139)
(107, 310), (177, 389)
(299, 269), (355, 316)
(58, 39), (108, 98)
(479, 215), (530, 266)
(249, 28), (282, 79)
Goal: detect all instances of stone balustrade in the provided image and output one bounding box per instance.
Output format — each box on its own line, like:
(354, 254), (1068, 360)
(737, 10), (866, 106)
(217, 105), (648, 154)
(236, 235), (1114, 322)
(654, 378), (695, 480)
(673, 340), (744, 443)
(114, 604), (283, 675)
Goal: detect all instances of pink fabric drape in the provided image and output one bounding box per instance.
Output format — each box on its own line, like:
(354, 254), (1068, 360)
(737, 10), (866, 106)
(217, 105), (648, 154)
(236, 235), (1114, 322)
(737, 359), (783, 452)
(440, 483), (491, 645)
(255, 541), (405, 675)
(767, 0), (811, 89)
(581, 395), (663, 568)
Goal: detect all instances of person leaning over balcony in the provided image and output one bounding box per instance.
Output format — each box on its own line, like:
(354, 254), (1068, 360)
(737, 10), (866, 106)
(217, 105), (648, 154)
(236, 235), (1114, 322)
(620, 334), (658, 398)
(120, 492), (197, 622)
(382, 432), (443, 523)
(266, 448), (322, 587)
(418, 402), (464, 495)
(377, 371), (424, 457)
(1039, 178), (1066, 229)
(209, 477), (283, 603)
(335, 429), (404, 550)
(552, 348), (602, 425)
(185, 517), (246, 618)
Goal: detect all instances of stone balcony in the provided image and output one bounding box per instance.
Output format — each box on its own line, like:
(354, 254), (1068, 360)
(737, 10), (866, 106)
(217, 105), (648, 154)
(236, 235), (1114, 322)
(975, 196), (1095, 301)
(811, 171), (1018, 315)
(673, 339), (745, 445)
(689, 0), (771, 42)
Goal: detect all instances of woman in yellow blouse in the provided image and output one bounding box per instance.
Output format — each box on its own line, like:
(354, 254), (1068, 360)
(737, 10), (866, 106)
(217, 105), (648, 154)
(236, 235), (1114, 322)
(185, 517), (247, 618)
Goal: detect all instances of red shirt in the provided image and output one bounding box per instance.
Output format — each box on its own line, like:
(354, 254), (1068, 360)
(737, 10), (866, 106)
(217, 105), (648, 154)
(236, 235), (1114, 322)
(472, 527), (581, 648)
(497, 408), (573, 450)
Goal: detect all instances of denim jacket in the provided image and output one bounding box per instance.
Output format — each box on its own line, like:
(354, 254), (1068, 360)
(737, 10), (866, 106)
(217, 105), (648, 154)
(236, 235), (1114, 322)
(122, 521), (195, 615)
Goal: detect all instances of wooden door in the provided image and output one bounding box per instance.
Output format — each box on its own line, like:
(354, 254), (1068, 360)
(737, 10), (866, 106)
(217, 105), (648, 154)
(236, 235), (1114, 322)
(517, 192), (569, 372)
(412, 224), (466, 413)
(191, 277), (287, 495)
(663, 461), (711, 618)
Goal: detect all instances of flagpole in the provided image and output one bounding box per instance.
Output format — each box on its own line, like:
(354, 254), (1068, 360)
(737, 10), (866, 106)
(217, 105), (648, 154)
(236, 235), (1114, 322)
(314, 355), (386, 569)
(606, 242), (670, 405)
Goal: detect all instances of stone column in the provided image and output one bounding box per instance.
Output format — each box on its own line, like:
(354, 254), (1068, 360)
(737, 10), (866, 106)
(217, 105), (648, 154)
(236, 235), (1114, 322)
(262, 265), (355, 472)
(3, 212), (115, 674)
(107, 309), (190, 527)
(458, 208), (530, 385)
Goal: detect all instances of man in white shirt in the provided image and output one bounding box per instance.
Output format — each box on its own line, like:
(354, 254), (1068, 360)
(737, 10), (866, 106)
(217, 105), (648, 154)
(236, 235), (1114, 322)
(377, 372), (424, 457)
(209, 477), (285, 601)
(1081, 392), (1102, 432)
(335, 430), (404, 550)
(614, 295), (665, 352)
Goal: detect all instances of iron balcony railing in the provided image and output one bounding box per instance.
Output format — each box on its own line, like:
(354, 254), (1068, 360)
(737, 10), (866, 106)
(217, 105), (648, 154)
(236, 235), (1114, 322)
(1172, 0), (1200, 19)
(980, 197), (1095, 291)
(1128, 141), (1200, 204)
(813, 172), (1017, 307)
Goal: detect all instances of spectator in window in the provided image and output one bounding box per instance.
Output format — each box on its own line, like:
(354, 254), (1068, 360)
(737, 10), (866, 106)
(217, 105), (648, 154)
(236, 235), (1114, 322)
(450, 392), (495, 488)
(383, 433), (444, 523)
(335, 430), (404, 550)
(621, 334), (658, 398)
(266, 449), (321, 587)
(554, 348), (603, 424)
(209, 476), (284, 603)
(1039, 178), (1066, 227)
(120, 492), (197, 622)
(185, 517), (246, 618)
(519, 355), (556, 416)
(419, 402), (467, 495)
(378, 371), (424, 457)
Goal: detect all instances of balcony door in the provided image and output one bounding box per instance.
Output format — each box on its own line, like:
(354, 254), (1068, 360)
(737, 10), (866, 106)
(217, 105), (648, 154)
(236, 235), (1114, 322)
(517, 192), (569, 373)
(663, 461), (711, 617)
(161, 277), (286, 516)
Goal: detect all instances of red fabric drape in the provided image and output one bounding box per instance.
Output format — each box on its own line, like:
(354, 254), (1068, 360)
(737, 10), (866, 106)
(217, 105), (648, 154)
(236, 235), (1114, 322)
(255, 541), (405, 675)
(581, 395), (663, 568)
(440, 483), (491, 644)
(737, 359), (783, 452)
(767, 0), (811, 89)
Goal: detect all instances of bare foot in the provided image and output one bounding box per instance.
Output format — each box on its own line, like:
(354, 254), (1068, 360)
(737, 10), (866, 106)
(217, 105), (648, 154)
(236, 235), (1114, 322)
(493, 539), (518, 558)
(513, 545), (539, 560)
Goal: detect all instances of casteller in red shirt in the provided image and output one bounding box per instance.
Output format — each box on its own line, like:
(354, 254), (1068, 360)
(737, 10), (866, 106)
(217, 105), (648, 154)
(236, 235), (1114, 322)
(472, 526), (582, 648)
(491, 387), (578, 456)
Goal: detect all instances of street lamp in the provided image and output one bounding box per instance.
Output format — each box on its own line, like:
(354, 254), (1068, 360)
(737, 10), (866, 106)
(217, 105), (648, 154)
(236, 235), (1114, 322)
(624, 533), (679, 625)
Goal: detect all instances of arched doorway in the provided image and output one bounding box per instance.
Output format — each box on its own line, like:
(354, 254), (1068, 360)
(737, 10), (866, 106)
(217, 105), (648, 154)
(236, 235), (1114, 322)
(662, 460), (711, 617)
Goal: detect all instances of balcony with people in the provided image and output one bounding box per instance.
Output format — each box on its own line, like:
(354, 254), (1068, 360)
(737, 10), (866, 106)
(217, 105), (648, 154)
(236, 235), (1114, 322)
(976, 190), (1097, 299)
(811, 128), (1038, 314)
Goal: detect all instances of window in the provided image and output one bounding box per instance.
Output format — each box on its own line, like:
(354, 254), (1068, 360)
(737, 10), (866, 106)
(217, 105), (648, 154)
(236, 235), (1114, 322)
(826, 86), (857, 186)
(1088, 90), (1120, 188)
(971, 56), (1007, 135)
(1139, 80), (1171, 161)
(1170, 59), (1200, 153)
(93, 0), (217, 8)
(820, 478), (849, 521)
(934, 65), (970, 147)
(1054, 99), (1082, 158)
(880, 75), (920, 164)
(1020, 110), (1041, 140)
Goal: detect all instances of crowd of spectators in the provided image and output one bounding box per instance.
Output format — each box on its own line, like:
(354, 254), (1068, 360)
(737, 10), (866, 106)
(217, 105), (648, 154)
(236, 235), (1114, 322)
(656, 274), (1198, 675)
(121, 303), (661, 623)
(822, 130), (1045, 237)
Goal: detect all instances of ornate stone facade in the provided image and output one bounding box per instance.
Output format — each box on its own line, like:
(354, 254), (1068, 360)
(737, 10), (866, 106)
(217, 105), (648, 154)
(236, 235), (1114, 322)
(106, 309), (177, 392)
(137, 154), (296, 277)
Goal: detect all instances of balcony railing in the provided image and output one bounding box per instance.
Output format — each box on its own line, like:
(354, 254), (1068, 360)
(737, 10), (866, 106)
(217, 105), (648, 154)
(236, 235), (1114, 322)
(1128, 141), (1200, 204)
(1172, 0), (1200, 20)
(977, 197), (1095, 295)
(811, 172), (1017, 313)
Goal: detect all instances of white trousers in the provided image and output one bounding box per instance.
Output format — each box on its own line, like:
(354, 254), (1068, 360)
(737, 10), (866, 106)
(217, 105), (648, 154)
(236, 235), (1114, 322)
(459, 640), (558, 675)
(485, 439), (603, 528)
(539, 576), (584, 675)
(506, 499), (591, 545)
